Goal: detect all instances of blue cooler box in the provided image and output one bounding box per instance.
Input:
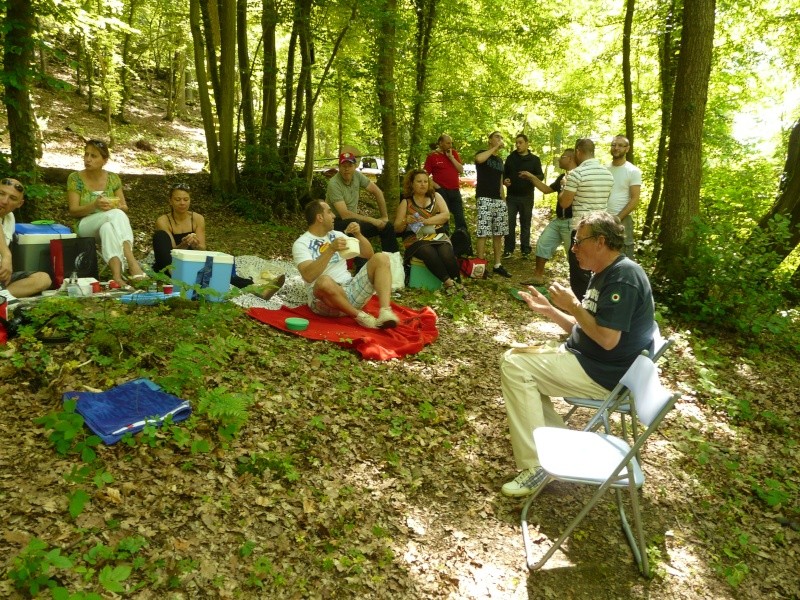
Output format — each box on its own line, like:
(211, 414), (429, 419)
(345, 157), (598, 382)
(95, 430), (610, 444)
(171, 249), (233, 302)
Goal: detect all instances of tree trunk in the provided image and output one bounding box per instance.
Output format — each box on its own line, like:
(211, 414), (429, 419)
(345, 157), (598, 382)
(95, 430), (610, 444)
(189, 0), (219, 179)
(3, 0), (41, 179)
(259, 0), (279, 164)
(216, 0), (238, 192)
(656, 0), (716, 280)
(622, 0), (635, 165)
(375, 0), (400, 202)
(752, 118), (800, 258)
(237, 0), (257, 174)
(118, 0), (141, 122)
(643, 0), (681, 240)
(406, 0), (438, 171)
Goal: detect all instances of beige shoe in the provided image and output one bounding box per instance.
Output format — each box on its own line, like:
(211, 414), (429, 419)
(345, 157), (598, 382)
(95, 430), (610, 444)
(375, 307), (400, 328)
(355, 311), (379, 329)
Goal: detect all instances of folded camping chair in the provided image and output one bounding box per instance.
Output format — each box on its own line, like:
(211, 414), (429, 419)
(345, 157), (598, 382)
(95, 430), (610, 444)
(521, 354), (680, 577)
(563, 324), (675, 444)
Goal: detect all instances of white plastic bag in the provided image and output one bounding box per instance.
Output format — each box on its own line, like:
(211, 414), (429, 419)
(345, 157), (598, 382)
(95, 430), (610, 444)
(387, 252), (405, 291)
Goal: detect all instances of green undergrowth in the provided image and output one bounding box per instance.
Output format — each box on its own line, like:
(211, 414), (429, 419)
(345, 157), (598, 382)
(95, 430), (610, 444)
(6, 288), (487, 596)
(667, 339), (799, 589)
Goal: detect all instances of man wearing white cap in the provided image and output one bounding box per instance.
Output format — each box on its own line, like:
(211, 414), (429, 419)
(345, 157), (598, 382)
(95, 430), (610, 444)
(326, 152), (398, 266)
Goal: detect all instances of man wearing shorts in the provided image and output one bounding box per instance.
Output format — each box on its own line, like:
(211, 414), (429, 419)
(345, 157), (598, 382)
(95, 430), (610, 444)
(0, 177), (52, 299)
(474, 131), (511, 277)
(292, 199), (400, 329)
(521, 148), (577, 285)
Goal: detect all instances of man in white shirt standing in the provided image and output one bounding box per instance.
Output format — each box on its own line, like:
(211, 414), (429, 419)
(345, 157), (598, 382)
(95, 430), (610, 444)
(0, 177), (52, 299)
(607, 136), (642, 258)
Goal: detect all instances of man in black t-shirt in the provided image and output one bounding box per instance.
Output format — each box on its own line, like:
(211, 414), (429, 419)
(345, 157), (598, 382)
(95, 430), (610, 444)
(498, 211), (655, 497)
(503, 134), (544, 259)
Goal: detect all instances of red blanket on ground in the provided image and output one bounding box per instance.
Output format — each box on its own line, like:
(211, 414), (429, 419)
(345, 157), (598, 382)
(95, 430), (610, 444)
(247, 296), (438, 360)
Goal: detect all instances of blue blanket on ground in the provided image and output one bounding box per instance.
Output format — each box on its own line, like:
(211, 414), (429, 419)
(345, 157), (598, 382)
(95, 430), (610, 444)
(63, 378), (192, 445)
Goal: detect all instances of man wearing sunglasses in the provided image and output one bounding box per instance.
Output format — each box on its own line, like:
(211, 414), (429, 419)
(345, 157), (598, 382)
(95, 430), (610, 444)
(0, 178), (53, 298)
(498, 211), (655, 497)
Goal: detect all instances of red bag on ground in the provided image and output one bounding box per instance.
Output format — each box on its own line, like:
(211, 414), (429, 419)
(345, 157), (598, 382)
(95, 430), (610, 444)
(459, 257), (487, 279)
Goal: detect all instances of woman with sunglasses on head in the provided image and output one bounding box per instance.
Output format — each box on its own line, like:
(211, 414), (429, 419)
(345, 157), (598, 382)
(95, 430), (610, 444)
(67, 139), (146, 287)
(152, 183), (206, 273)
(152, 184), (283, 298)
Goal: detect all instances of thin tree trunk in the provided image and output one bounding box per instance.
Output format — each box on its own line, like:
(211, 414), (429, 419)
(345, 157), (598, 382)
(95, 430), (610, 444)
(406, 0), (437, 171)
(376, 0), (399, 201)
(238, 0), (257, 174)
(189, 0), (220, 180)
(643, 0), (681, 240)
(657, 0), (716, 280)
(259, 0), (279, 162)
(622, 0), (635, 164)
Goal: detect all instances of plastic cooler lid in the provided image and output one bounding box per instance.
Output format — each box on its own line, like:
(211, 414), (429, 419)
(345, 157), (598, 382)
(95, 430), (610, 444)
(170, 249), (234, 264)
(15, 223), (72, 234)
(15, 233), (77, 244)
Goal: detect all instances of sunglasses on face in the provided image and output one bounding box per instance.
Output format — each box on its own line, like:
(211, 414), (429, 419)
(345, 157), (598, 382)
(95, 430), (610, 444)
(171, 183), (190, 191)
(87, 139), (107, 149)
(1, 178), (24, 193)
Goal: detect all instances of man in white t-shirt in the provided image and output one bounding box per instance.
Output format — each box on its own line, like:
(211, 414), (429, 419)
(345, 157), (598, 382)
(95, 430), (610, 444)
(292, 199), (400, 329)
(0, 177), (52, 299)
(607, 136), (642, 257)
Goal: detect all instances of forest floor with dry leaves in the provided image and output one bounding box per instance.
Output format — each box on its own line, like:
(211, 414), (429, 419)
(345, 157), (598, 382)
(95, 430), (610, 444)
(0, 80), (798, 599)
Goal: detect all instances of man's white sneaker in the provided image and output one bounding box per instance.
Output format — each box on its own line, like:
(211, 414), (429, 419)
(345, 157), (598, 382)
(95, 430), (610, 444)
(501, 467), (548, 497)
(375, 307), (400, 329)
(355, 311), (379, 329)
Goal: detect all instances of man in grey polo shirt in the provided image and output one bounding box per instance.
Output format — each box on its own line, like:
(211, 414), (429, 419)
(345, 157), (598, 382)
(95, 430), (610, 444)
(559, 138), (613, 300)
(326, 152), (398, 271)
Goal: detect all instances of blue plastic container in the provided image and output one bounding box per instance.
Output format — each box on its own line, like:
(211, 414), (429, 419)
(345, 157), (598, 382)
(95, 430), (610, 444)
(170, 249), (234, 302)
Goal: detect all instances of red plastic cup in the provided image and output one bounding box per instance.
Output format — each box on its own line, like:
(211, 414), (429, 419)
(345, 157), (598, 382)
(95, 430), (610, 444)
(163, 284), (173, 294)
(91, 281), (101, 294)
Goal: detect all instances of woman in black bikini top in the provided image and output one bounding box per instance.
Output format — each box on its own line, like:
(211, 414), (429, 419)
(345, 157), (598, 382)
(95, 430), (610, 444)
(152, 183), (207, 273)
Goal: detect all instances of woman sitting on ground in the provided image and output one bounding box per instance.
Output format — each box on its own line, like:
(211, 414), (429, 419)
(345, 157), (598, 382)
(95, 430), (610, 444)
(394, 169), (464, 295)
(152, 184), (283, 298)
(152, 183), (207, 273)
(67, 139), (146, 287)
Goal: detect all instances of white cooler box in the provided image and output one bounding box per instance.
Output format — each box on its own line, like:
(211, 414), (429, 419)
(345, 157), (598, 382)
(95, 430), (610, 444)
(171, 249), (234, 302)
(11, 233), (77, 281)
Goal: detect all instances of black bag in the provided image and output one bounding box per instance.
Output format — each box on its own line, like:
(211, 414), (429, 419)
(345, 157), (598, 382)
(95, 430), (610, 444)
(50, 237), (99, 288)
(450, 228), (474, 258)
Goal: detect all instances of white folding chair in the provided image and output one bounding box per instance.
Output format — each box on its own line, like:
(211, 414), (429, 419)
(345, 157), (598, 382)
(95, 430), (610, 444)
(520, 355), (680, 577)
(563, 324), (675, 444)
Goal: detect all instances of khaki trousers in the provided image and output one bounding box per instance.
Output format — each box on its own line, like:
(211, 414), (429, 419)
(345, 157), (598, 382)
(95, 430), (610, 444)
(500, 346), (610, 470)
